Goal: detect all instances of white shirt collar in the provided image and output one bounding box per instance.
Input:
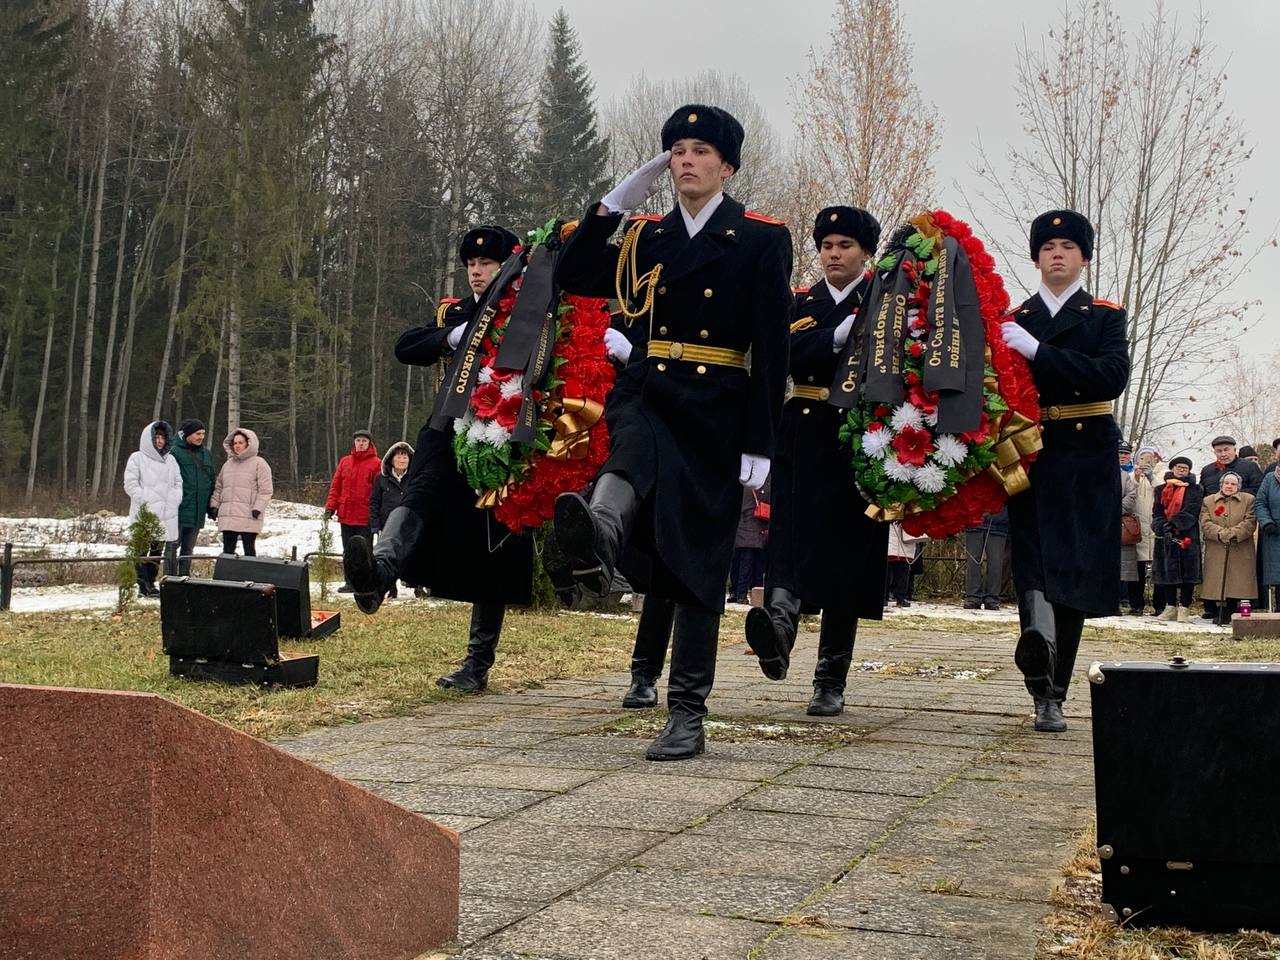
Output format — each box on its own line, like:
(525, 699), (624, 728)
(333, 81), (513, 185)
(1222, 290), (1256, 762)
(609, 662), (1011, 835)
(825, 278), (858, 305)
(1038, 277), (1084, 317)
(678, 191), (724, 239)
(473, 292), (481, 303)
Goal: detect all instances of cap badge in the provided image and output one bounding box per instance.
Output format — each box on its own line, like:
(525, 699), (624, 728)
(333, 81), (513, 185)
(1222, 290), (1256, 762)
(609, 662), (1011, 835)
(476, 236), (484, 245)
(687, 112), (698, 123)
(829, 213), (838, 222)
(1052, 217), (1062, 225)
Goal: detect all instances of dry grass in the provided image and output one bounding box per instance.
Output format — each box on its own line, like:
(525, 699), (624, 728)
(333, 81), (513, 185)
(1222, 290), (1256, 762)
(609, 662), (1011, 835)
(1039, 827), (1280, 959)
(0, 601), (688, 739)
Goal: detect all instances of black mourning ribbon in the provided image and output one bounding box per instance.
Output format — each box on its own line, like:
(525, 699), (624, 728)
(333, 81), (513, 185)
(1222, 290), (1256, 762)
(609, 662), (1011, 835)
(494, 246), (560, 444)
(430, 251), (527, 432)
(829, 234), (985, 435)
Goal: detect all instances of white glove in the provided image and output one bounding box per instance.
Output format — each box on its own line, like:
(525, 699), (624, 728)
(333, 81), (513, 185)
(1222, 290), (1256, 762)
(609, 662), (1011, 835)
(603, 327), (632, 363)
(739, 454), (770, 490)
(446, 325), (465, 350)
(1001, 322), (1039, 360)
(832, 313), (856, 352)
(600, 151), (672, 214)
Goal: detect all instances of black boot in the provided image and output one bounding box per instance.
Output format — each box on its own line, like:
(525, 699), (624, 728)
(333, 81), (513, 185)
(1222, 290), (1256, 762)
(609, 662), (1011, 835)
(1033, 697), (1067, 733)
(807, 609), (857, 717)
(553, 474), (638, 596)
(745, 587), (800, 681)
(437, 602), (505, 691)
(1014, 589), (1056, 680)
(623, 596), (675, 708)
(646, 604), (718, 761)
(345, 507), (422, 615)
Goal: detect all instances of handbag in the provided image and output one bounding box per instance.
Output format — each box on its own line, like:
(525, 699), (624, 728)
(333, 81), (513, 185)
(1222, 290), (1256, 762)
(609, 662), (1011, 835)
(751, 490), (770, 521)
(1121, 514), (1141, 546)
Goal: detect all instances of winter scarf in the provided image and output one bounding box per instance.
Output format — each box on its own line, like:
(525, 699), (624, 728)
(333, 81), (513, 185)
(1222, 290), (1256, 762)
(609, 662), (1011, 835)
(1161, 478), (1187, 519)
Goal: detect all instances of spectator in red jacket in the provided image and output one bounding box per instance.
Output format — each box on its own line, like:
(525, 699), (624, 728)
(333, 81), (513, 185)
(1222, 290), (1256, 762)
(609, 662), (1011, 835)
(325, 430), (381, 593)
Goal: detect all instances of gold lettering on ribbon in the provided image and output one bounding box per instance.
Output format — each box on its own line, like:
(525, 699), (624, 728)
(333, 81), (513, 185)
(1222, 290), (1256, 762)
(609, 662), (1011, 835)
(927, 250), (947, 368)
(889, 294), (906, 377)
(455, 308), (495, 395)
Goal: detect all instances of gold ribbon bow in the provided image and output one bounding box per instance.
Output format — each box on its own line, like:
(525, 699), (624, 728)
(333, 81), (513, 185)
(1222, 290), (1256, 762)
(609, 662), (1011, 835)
(986, 410), (1043, 496)
(475, 483), (512, 510)
(547, 396), (604, 461)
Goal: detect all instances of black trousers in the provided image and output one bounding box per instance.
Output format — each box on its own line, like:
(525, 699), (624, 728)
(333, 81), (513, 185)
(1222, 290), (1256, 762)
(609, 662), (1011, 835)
(886, 561), (911, 601)
(177, 527), (200, 576)
(964, 529), (1006, 605)
(221, 531), (257, 556)
(1126, 560), (1149, 612)
(136, 540), (178, 583)
(729, 547), (766, 602)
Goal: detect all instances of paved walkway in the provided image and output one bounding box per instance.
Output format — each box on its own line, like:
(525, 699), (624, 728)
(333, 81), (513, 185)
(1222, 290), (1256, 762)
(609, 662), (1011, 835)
(277, 621), (1141, 959)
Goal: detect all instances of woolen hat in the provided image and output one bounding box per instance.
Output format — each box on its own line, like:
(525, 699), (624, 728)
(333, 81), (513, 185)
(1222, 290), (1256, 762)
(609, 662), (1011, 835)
(178, 418), (205, 439)
(1210, 435), (1237, 448)
(1029, 209), (1094, 261)
(1239, 445), (1258, 459)
(458, 225), (519, 265)
(1169, 456), (1193, 470)
(661, 104), (744, 171)
(812, 206), (881, 253)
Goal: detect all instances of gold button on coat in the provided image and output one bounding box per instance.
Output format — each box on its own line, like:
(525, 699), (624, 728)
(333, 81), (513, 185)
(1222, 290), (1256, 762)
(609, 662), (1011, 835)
(802, 407), (811, 415)
(699, 330), (709, 339)
(703, 288), (713, 298)
(658, 286), (667, 295)
(1075, 422), (1083, 430)
(696, 365), (707, 374)
(657, 363), (666, 372)
(659, 326), (667, 335)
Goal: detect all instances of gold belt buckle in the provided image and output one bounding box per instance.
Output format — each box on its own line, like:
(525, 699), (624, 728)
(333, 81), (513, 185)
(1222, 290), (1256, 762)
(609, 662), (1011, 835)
(668, 342), (684, 360)
(1045, 405), (1061, 420)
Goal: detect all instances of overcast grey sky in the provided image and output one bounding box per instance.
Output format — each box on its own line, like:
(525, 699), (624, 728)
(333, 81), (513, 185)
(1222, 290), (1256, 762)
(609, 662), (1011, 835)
(536, 0), (1278, 448)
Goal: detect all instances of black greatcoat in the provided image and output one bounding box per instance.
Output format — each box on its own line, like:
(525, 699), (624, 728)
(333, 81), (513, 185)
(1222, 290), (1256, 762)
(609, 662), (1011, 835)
(768, 279), (886, 618)
(1005, 288), (1130, 616)
(555, 196), (793, 611)
(392, 294), (533, 605)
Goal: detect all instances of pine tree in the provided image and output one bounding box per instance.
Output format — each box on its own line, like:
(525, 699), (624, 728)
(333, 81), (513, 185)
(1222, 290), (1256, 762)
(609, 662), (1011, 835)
(524, 9), (609, 224)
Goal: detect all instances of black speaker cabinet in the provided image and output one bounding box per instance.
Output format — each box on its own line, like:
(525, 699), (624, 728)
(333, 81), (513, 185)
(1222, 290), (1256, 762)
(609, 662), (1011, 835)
(1089, 658), (1280, 931)
(159, 577), (318, 688)
(211, 554), (340, 639)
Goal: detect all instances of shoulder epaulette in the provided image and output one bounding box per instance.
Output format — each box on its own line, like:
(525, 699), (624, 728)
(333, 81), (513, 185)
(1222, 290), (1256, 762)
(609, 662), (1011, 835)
(745, 211), (786, 226)
(1092, 298), (1124, 310)
(628, 213), (662, 223)
(441, 297), (462, 306)
(792, 286), (811, 296)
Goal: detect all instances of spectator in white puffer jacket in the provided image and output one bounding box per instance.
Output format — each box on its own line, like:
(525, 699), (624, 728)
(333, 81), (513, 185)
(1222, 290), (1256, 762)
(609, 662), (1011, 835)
(122, 420), (183, 596)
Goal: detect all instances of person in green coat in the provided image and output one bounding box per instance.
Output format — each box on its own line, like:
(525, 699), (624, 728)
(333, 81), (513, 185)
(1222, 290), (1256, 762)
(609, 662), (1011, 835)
(171, 418), (216, 575)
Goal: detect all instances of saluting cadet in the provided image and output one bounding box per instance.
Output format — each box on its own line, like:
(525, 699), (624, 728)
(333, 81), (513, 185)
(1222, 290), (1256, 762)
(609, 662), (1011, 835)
(745, 206), (889, 716)
(1000, 210), (1130, 732)
(553, 104), (793, 760)
(344, 225), (534, 692)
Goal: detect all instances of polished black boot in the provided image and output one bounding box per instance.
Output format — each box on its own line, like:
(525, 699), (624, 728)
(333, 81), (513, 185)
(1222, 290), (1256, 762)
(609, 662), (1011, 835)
(553, 474), (638, 596)
(807, 610), (857, 717)
(1026, 603), (1084, 732)
(1014, 589), (1055, 680)
(623, 596), (675, 708)
(646, 604), (718, 760)
(437, 602), (505, 691)
(346, 507), (422, 615)
(745, 587), (801, 680)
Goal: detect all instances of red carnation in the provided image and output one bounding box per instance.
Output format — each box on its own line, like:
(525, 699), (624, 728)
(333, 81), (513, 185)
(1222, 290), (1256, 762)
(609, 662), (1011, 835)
(873, 405), (891, 417)
(908, 341), (925, 359)
(470, 382), (502, 419)
(1179, 537), (1193, 549)
(905, 371), (921, 386)
(891, 426), (935, 467)
(1214, 504), (1226, 516)
(867, 421), (886, 432)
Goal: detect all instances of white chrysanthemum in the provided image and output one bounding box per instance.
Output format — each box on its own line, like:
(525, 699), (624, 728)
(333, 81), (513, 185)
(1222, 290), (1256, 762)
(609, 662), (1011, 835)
(482, 421), (510, 447)
(933, 434), (968, 467)
(481, 422), (509, 450)
(466, 419), (488, 443)
(890, 403), (924, 432)
(477, 367), (493, 385)
(915, 462), (947, 493)
(884, 455), (918, 483)
(499, 374), (524, 399)
(923, 408), (939, 428)
(862, 428), (892, 459)
(453, 413), (471, 435)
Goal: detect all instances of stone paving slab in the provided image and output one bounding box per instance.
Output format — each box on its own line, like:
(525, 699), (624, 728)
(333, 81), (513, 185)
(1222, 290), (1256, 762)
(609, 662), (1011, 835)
(276, 623), (1158, 958)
